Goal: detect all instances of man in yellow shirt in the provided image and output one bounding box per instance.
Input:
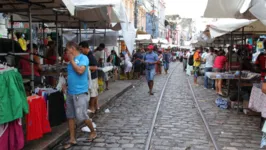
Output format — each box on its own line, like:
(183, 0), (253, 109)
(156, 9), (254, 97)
(193, 48), (201, 85)
(17, 33), (27, 51)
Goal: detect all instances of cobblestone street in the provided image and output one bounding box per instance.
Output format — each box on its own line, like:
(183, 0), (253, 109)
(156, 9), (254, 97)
(54, 62), (264, 150)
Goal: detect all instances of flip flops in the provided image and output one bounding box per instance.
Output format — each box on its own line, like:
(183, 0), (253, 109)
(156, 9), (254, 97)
(63, 142), (77, 149)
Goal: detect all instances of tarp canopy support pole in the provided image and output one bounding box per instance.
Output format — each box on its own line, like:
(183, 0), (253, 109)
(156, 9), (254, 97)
(11, 14), (14, 53)
(28, 4), (34, 92)
(93, 24), (96, 51)
(55, 12), (58, 63)
(237, 27), (244, 113)
(79, 21), (81, 43)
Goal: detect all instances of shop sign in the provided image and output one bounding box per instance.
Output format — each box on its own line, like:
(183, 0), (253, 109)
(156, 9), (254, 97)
(8, 22), (29, 29)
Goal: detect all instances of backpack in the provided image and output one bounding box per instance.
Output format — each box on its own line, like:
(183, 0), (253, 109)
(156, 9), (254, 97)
(188, 53), (194, 66)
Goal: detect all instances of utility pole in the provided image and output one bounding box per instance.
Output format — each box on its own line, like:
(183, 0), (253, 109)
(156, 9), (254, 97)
(134, 0), (138, 29)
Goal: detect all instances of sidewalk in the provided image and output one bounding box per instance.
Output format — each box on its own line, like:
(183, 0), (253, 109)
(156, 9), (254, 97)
(190, 77), (263, 150)
(23, 81), (132, 150)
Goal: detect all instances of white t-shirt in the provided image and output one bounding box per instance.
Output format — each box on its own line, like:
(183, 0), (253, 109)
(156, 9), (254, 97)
(205, 53), (215, 68)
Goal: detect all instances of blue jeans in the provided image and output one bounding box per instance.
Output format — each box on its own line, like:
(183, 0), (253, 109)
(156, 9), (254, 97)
(204, 67), (215, 88)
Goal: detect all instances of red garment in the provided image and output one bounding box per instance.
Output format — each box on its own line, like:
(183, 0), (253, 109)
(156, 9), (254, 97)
(19, 55), (40, 76)
(255, 53), (266, 80)
(26, 96), (51, 141)
(213, 56), (227, 69)
(0, 119), (24, 150)
(45, 56), (56, 65)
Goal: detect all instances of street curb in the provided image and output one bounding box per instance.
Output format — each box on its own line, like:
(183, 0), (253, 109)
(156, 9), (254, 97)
(46, 83), (133, 150)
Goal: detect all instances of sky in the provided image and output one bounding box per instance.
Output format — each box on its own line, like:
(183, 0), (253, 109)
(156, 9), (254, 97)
(165, 0), (208, 18)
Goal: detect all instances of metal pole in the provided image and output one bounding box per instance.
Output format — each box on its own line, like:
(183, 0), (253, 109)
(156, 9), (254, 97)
(42, 22), (45, 45)
(55, 12), (58, 63)
(237, 28), (244, 113)
(79, 21), (81, 43)
(93, 24), (96, 50)
(229, 32), (233, 72)
(11, 14), (14, 53)
(29, 4), (34, 92)
(61, 24), (63, 57)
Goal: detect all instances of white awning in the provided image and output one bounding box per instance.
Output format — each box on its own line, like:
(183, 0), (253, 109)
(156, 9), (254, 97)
(136, 34), (152, 43)
(203, 0), (256, 19)
(208, 19), (257, 38)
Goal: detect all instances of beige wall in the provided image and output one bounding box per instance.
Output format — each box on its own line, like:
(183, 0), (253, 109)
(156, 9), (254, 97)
(122, 0), (146, 31)
(123, 0), (134, 23)
(138, 6), (146, 32)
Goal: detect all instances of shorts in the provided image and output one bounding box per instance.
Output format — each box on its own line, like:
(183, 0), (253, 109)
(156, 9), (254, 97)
(146, 68), (156, 81)
(213, 68), (223, 72)
(164, 62), (169, 70)
(90, 78), (99, 97)
(66, 93), (90, 121)
(193, 66), (200, 77)
(134, 63), (142, 73)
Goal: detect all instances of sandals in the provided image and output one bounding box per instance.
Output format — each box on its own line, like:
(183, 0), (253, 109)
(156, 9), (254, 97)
(83, 134), (97, 143)
(63, 142), (77, 149)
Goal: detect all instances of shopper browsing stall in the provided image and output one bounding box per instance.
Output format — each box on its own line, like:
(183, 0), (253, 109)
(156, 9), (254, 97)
(63, 42), (96, 149)
(79, 41), (99, 114)
(213, 50), (227, 96)
(204, 47), (215, 89)
(94, 43), (109, 90)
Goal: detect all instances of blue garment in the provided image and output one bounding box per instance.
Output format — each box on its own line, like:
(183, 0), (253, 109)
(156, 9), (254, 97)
(144, 52), (158, 70)
(204, 67), (215, 89)
(67, 54), (89, 95)
(164, 62), (169, 70)
(146, 68), (156, 81)
(163, 53), (171, 63)
(215, 97), (228, 109)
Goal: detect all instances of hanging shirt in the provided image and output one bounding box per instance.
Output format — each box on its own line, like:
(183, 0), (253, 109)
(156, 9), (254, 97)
(67, 54), (89, 95)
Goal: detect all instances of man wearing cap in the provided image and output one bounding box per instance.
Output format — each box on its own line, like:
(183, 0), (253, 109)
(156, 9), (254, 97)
(144, 45), (159, 95)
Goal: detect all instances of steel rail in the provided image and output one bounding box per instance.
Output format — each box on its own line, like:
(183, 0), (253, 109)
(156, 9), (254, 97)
(144, 63), (179, 150)
(187, 78), (220, 150)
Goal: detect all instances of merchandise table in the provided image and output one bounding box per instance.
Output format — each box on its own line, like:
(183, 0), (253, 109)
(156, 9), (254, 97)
(205, 71), (260, 80)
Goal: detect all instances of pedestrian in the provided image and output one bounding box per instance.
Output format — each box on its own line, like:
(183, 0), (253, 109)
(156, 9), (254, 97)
(122, 48), (132, 79)
(156, 51), (163, 74)
(193, 48), (201, 85)
(183, 49), (189, 71)
(144, 45), (159, 95)
(63, 41), (96, 149)
(79, 41), (99, 114)
(108, 50), (121, 80)
(133, 49), (143, 79)
(163, 48), (171, 74)
(213, 50), (227, 96)
(204, 47), (215, 89)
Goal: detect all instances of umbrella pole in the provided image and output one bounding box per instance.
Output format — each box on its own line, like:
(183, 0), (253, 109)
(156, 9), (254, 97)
(28, 4), (34, 92)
